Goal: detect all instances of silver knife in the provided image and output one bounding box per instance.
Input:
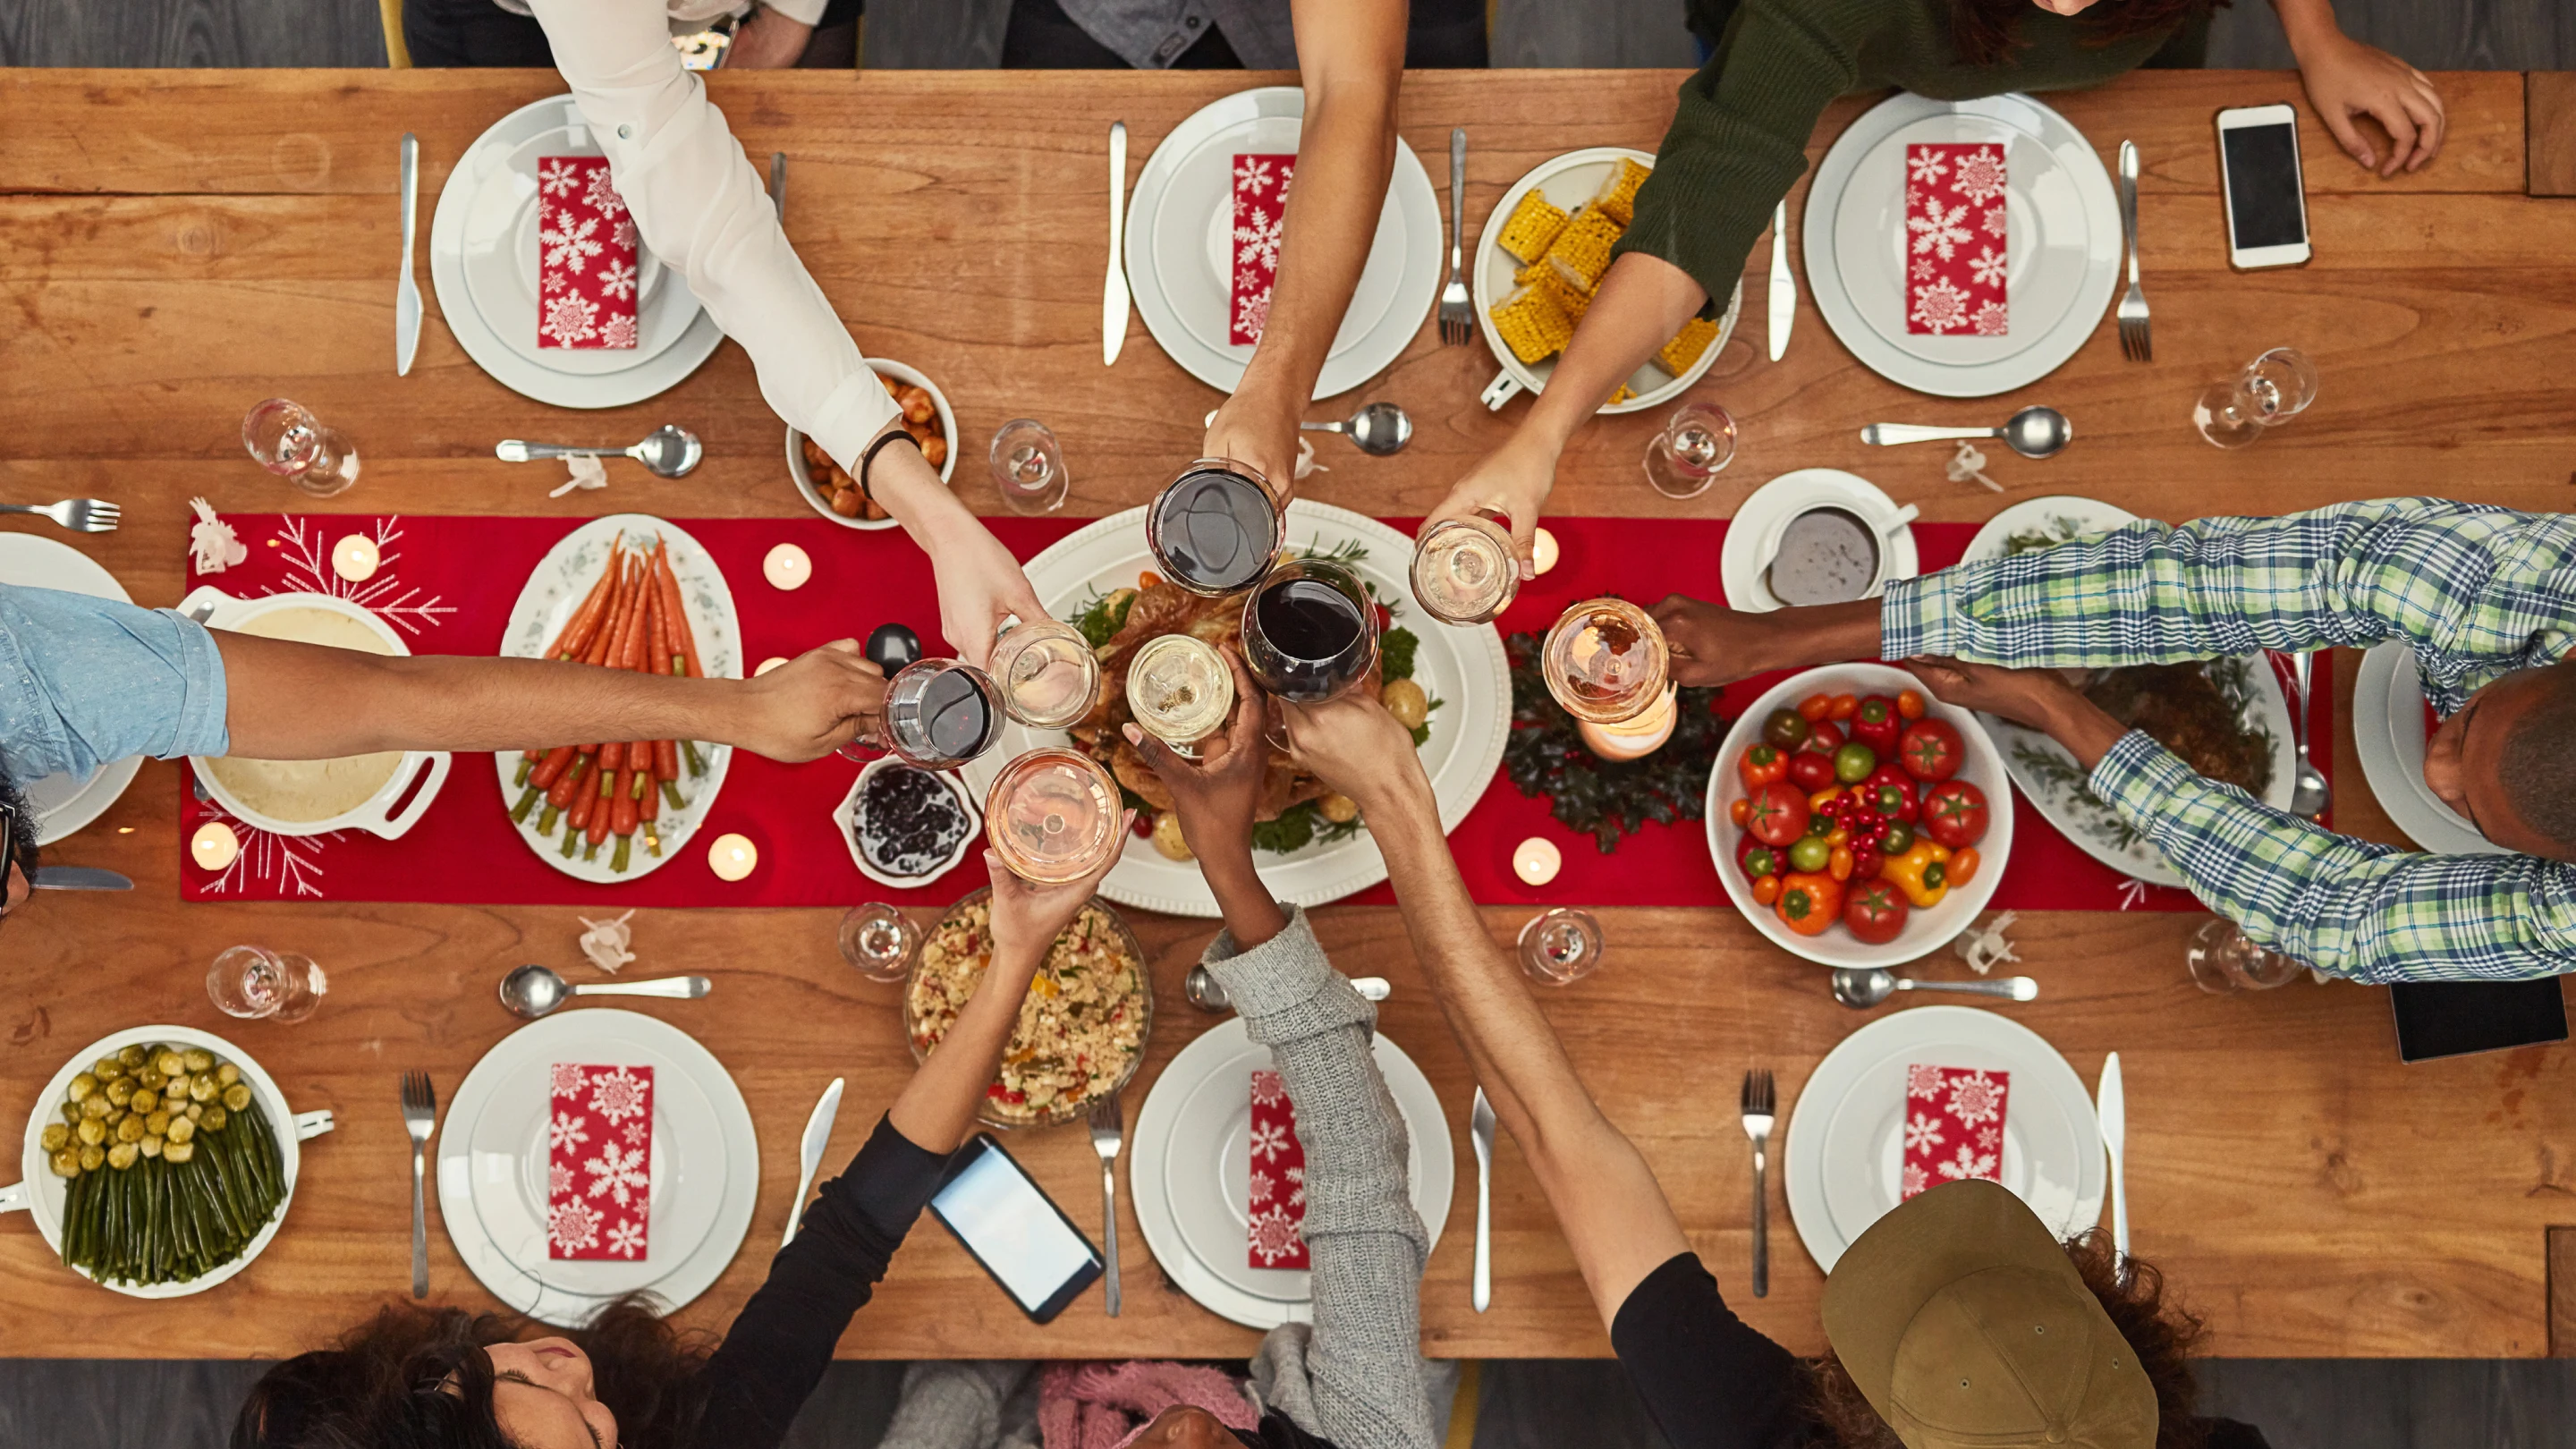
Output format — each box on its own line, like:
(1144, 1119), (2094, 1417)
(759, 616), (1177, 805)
(1470, 1088), (1495, 1312)
(32, 866), (134, 891)
(780, 1076), (844, 1248)
(1767, 199), (1793, 362)
(1104, 121), (1130, 367)
(396, 132), (421, 377)
(2097, 1053), (2129, 1277)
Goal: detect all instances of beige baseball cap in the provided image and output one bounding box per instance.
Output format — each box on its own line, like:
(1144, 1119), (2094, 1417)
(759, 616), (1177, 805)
(1821, 1180), (2157, 1449)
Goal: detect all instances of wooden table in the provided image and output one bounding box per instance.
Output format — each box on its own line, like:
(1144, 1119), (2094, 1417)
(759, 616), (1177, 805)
(4, 67), (2574, 1362)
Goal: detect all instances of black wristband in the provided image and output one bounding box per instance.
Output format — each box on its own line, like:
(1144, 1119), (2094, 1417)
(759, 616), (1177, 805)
(857, 428), (921, 511)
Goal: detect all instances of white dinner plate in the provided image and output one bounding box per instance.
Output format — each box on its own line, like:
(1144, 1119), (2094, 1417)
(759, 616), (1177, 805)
(0, 533), (144, 844)
(1130, 1016), (1453, 1328)
(430, 95), (724, 409)
(1784, 1005), (2102, 1273)
(1804, 93), (2118, 398)
(437, 1009), (758, 1326)
(958, 501), (1510, 918)
(492, 515), (741, 883)
(2351, 640), (2504, 855)
(1718, 469), (1919, 614)
(1470, 147), (1741, 415)
(1125, 88), (1442, 399)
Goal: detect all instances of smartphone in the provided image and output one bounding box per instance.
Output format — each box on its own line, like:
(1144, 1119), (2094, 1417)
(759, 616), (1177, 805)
(2215, 104), (2311, 269)
(928, 1134), (1103, 1323)
(2392, 979), (2569, 1063)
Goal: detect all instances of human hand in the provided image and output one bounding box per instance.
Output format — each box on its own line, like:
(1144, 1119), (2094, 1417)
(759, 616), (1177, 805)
(1902, 657), (2084, 733)
(2293, 30), (2444, 175)
(982, 812), (1132, 981)
(733, 640), (884, 760)
(1202, 392), (1303, 508)
(1280, 689), (1431, 819)
(1420, 431), (1559, 580)
(928, 524), (1049, 672)
(723, 4), (813, 68)
(1122, 647), (1268, 862)
(1650, 593), (1769, 688)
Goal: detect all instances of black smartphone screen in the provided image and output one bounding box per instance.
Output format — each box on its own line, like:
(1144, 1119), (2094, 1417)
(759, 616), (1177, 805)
(2391, 979), (2569, 1063)
(2222, 121), (2307, 250)
(928, 1134), (1103, 1322)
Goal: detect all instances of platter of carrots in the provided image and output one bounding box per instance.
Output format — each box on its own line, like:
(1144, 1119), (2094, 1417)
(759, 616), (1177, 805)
(492, 515), (742, 882)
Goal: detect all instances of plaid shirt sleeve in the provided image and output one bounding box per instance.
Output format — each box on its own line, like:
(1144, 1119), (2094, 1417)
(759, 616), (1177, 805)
(2090, 733), (2576, 982)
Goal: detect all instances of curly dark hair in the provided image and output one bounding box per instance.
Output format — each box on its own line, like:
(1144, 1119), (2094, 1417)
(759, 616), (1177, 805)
(0, 766), (38, 908)
(233, 1297), (715, 1449)
(1946, 0), (2222, 67)
(1805, 1232), (2210, 1449)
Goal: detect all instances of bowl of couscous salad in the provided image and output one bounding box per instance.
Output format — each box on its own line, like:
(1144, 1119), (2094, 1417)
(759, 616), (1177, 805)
(902, 889), (1153, 1129)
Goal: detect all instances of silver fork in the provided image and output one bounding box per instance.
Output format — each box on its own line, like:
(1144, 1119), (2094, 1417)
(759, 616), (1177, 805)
(1088, 1089), (1124, 1316)
(2116, 140), (2150, 362)
(1740, 1069), (1775, 1299)
(0, 499), (119, 533)
(1436, 127), (1472, 346)
(401, 1071), (437, 1300)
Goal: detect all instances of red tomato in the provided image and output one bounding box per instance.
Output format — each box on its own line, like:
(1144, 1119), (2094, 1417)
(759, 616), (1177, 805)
(1843, 879), (1911, 945)
(1899, 718), (1963, 782)
(1803, 717), (1846, 755)
(1745, 781), (1811, 847)
(1785, 750), (1839, 792)
(1922, 779), (1990, 848)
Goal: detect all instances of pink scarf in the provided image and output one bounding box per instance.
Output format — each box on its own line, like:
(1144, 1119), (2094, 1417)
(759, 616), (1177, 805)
(1037, 1360), (1262, 1449)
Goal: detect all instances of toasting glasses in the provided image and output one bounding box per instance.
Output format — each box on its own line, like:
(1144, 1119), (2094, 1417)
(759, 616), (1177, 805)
(1146, 458), (1287, 597)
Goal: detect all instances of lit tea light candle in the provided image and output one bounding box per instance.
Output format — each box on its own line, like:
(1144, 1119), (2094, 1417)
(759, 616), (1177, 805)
(331, 532), (380, 582)
(1577, 685), (1678, 761)
(708, 832), (759, 882)
(754, 656), (789, 676)
(763, 543), (812, 591)
(1530, 527), (1559, 577)
(1513, 836), (1562, 886)
(191, 820), (242, 871)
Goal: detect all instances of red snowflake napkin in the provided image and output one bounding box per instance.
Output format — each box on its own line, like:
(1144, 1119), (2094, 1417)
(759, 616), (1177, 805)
(537, 157), (640, 350)
(1904, 143), (2009, 336)
(1229, 153), (1296, 347)
(1902, 1063), (2010, 1200)
(1246, 1068), (1309, 1269)
(548, 1063), (654, 1260)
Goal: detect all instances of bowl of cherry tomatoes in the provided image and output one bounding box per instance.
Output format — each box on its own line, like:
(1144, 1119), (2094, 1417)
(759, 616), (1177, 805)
(1701, 663), (2012, 967)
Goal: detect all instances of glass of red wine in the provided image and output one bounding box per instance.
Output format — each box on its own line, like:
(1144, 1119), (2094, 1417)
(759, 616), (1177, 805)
(1239, 557), (1378, 705)
(1145, 458), (1286, 597)
(878, 658), (1004, 769)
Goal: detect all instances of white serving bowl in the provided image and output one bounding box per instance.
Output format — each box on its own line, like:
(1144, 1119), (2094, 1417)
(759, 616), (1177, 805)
(1702, 663), (2013, 967)
(786, 359), (958, 532)
(834, 755), (981, 889)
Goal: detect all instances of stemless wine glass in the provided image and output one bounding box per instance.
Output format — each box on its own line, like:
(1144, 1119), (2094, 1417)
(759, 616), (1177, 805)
(984, 747), (1124, 885)
(207, 945), (328, 1023)
(838, 903), (924, 984)
(2192, 347), (2318, 449)
(985, 618), (1101, 732)
(1541, 598), (1670, 724)
(242, 398), (359, 498)
(1410, 509), (1519, 625)
(1126, 632), (1236, 756)
(878, 658), (1005, 768)
(989, 419), (1069, 514)
(1146, 458), (1287, 597)
(2184, 919), (2306, 995)
(1642, 401), (1737, 499)
(1518, 907), (1606, 986)
(1240, 557), (1379, 704)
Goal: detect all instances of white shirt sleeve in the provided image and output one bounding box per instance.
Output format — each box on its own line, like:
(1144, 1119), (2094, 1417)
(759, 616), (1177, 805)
(755, 0), (830, 28)
(524, 0), (897, 468)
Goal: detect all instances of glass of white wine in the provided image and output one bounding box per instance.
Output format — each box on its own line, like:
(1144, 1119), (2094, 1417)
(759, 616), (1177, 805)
(1126, 633), (1235, 756)
(984, 748), (1123, 885)
(1540, 598), (1669, 724)
(1410, 509), (1519, 625)
(986, 618), (1100, 731)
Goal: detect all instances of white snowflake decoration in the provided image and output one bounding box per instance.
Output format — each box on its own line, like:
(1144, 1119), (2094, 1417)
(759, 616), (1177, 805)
(1935, 1143), (1999, 1182)
(550, 1063), (589, 1097)
(585, 1140), (649, 1208)
(1910, 258), (1935, 282)
(606, 1220), (647, 1259)
(623, 1122), (648, 1147)
(541, 292), (601, 347)
(1249, 1205), (1304, 1265)
(1233, 291), (1273, 343)
(1981, 206), (2010, 240)
(1233, 212), (1284, 274)
(1908, 200), (1972, 262)
(1233, 156), (1275, 197)
(1950, 147), (2007, 205)
(589, 1066), (650, 1124)
(549, 1197), (604, 1253)
(598, 312), (639, 349)
(1906, 1063), (1946, 1099)
(582, 165), (627, 217)
(1902, 1163), (1929, 1197)
(191, 794), (338, 898)
(596, 258), (638, 302)
(1907, 151), (1950, 185)
(1945, 1070), (2006, 1126)
(538, 158), (580, 198)
(1903, 1111), (1946, 1154)
(264, 516), (452, 636)
(1910, 277), (1970, 334)
(1967, 245), (2007, 289)
(1976, 1125), (2003, 1151)
(542, 208), (603, 275)
(1971, 300), (2010, 336)
(1248, 1120), (1292, 1164)
(549, 1163), (574, 1196)
(614, 217), (639, 250)
(1250, 1071), (1287, 1107)
(1250, 1169), (1276, 1204)
(548, 1109), (589, 1153)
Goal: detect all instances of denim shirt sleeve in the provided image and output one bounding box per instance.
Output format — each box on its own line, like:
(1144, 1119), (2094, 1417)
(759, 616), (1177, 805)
(0, 583), (230, 786)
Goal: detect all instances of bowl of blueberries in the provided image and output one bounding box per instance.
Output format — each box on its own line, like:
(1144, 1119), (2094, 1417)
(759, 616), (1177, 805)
(835, 755), (980, 889)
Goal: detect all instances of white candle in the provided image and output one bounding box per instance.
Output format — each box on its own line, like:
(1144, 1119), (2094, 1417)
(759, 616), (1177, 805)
(191, 821), (242, 871)
(708, 832), (759, 882)
(1578, 686), (1678, 761)
(763, 543), (812, 591)
(331, 533), (380, 582)
(1530, 527), (1560, 577)
(1513, 836), (1563, 886)
(754, 656), (790, 676)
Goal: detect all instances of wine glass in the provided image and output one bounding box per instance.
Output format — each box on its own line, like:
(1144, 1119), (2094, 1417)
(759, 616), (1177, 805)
(1146, 459), (1286, 597)
(1518, 907), (1605, 986)
(207, 945), (328, 1023)
(1642, 401), (1737, 499)
(988, 419), (1069, 514)
(1126, 632), (1235, 756)
(984, 748), (1124, 885)
(1410, 510), (1519, 625)
(879, 658), (1004, 768)
(985, 618), (1100, 731)
(242, 399), (359, 498)
(1541, 598), (1669, 724)
(1240, 557), (1379, 704)
(838, 903), (923, 984)
(2184, 919), (2306, 994)
(2192, 347), (2318, 449)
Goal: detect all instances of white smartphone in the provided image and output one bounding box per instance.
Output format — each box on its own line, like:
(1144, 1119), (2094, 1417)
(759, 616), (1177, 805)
(2214, 104), (2311, 269)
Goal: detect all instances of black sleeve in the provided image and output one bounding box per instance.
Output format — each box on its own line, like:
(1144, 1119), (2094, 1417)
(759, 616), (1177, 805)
(1609, 1252), (1813, 1449)
(687, 1113), (948, 1449)
(2201, 1418), (2272, 1449)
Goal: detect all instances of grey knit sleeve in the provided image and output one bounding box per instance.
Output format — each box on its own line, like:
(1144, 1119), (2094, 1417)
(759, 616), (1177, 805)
(1202, 910), (1436, 1449)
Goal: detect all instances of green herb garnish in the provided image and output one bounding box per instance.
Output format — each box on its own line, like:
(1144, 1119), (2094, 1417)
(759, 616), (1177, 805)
(1499, 629), (1729, 852)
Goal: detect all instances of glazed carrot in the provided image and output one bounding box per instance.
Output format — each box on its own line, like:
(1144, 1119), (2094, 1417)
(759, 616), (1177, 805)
(618, 570), (651, 674)
(654, 539), (702, 680)
(640, 577), (681, 781)
(580, 558), (631, 669)
(637, 767), (660, 822)
(545, 543), (620, 660)
(566, 768), (601, 833)
(546, 754), (593, 809)
(586, 772), (614, 850)
(529, 744), (580, 792)
(599, 740), (627, 775)
(610, 764), (640, 837)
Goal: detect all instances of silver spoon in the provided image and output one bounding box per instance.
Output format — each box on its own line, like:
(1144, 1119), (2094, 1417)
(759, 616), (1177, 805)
(495, 426), (704, 479)
(1859, 407), (2072, 461)
(2287, 651), (2331, 817)
(1301, 402), (1413, 456)
(1830, 968), (2038, 1010)
(1184, 967), (1388, 1013)
(498, 963), (713, 1020)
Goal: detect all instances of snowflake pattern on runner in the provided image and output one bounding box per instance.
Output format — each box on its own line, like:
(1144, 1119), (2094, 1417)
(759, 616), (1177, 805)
(1905, 143), (2006, 335)
(551, 1063), (652, 1260)
(1247, 1066), (1309, 1269)
(1228, 153), (1296, 346)
(537, 157), (639, 350)
(1902, 1063), (2009, 1199)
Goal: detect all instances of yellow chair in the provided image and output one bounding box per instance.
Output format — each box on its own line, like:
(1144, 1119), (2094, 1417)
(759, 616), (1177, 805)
(380, 0), (411, 68)
(1443, 1360), (1482, 1449)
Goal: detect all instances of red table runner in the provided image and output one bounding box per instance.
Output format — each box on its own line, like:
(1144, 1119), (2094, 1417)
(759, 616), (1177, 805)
(179, 512), (2326, 915)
